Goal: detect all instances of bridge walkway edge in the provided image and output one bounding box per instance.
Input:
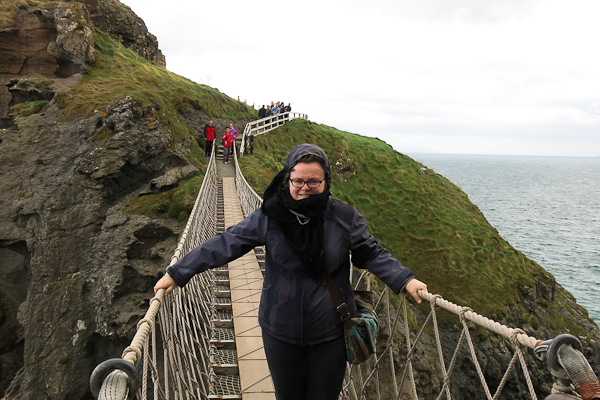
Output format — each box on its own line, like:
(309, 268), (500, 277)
(222, 177), (276, 399)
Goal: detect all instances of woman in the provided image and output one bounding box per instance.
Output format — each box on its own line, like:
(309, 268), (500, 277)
(229, 123), (239, 139)
(222, 127), (233, 164)
(155, 143), (427, 400)
(229, 123), (240, 152)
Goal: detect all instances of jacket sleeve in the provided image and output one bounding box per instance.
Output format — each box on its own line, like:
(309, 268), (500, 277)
(348, 208), (415, 295)
(167, 209), (268, 287)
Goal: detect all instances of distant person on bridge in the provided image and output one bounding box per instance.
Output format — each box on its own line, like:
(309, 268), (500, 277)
(229, 123), (239, 151)
(277, 101), (285, 125)
(222, 127), (233, 164)
(245, 133), (254, 155)
(229, 123), (239, 139)
(203, 120), (216, 157)
(154, 143), (427, 400)
(259, 105), (266, 119)
(271, 103), (280, 126)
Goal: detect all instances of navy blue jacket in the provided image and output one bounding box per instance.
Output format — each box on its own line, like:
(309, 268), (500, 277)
(167, 197), (415, 346)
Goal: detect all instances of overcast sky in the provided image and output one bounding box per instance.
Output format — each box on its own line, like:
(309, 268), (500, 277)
(120, 0), (599, 157)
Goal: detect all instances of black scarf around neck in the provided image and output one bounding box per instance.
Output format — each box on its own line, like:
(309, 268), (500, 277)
(262, 169), (330, 279)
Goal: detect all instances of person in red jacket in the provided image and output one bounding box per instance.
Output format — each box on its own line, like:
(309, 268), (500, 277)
(204, 120), (216, 157)
(222, 127), (234, 164)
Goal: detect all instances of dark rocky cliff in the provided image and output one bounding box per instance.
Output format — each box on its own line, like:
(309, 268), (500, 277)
(0, 2), (194, 399)
(0, 0), (164, 121)
(0, 97), (187, 399)
(81, 0), (165, 67)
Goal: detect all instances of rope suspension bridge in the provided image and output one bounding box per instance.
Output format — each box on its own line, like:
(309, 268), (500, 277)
(90, 113), (599, 400)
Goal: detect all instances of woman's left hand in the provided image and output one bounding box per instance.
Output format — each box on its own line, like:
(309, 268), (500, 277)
(405, 279), (428, 304)
(154, 273), (178, 297)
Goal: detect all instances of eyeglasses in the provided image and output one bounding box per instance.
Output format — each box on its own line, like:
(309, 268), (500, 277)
(289, 178), (324, 188)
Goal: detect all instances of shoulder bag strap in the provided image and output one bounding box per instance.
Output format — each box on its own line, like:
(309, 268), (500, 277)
(321, 270), (352, 327)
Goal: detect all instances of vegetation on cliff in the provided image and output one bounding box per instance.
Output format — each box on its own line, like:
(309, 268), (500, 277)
(0, 0), (50, 29)
(125, 175), (204, 223)
(57, 30), (255, 167)
(56, 31), (256, 129)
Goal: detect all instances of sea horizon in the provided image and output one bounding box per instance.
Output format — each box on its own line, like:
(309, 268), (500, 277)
(408, 153), (600, 322)
(406, 152), (600, 159)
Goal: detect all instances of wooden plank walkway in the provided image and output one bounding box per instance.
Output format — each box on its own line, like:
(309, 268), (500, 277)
(222, 177), (275, 400)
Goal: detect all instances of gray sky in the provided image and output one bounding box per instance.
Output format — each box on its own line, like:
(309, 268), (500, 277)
(120, 0), (599, 157)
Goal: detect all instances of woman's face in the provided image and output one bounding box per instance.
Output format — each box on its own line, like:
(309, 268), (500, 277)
(288, 162), (326, 201)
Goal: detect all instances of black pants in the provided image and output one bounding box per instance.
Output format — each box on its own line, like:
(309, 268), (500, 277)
(223, 146), (231, 163)
(262, 331), (347, 400)
(205, 140), (213, 156)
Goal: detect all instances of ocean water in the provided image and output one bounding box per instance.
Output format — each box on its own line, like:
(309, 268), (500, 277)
(408, 153), (600, 322)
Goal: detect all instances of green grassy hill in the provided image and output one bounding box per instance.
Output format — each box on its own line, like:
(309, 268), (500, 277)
(237, 121), (592, 334)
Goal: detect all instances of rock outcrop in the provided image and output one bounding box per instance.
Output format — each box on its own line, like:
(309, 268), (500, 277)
(80, 0), (165, 67)
(0, 0), (165, 121)
(0, 3), (94, 124)
(0, 4), (95, 79)
(0, 93), (197, 398)
(0, 2), (178, 398)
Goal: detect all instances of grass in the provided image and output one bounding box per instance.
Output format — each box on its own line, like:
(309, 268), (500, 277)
(11, 100), (49, 116)
(125, 175), (204, 223)
(0, 0), (67, 29)
(239, 119), (549, 321)
(28, 74), (54, 91)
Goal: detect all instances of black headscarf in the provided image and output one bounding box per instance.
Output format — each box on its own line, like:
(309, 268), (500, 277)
(262, 144), (332, 279)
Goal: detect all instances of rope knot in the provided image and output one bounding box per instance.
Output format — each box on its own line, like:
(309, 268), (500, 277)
(459, 306), (473, 319)
(122, 345), (142, 363)
(430, 294), (443, 307)
(510, 328), (526, 347)
(137, 317), (155, 331)
(149, 295), (163, 307)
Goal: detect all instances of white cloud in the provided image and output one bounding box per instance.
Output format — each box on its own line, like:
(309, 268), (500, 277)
(120, 0), (600, 157)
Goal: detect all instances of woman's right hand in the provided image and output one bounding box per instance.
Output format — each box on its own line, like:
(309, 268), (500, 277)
(405, 278), (428, 304)
(154, 273), (178, 297)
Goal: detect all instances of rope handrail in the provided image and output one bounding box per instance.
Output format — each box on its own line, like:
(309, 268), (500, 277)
(92, 143), (219, 400)
(232, 144), (263, 217)
(418, 290), (540, 350)
(120, 144), (218, 367)
(91, 117), (583, 400)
